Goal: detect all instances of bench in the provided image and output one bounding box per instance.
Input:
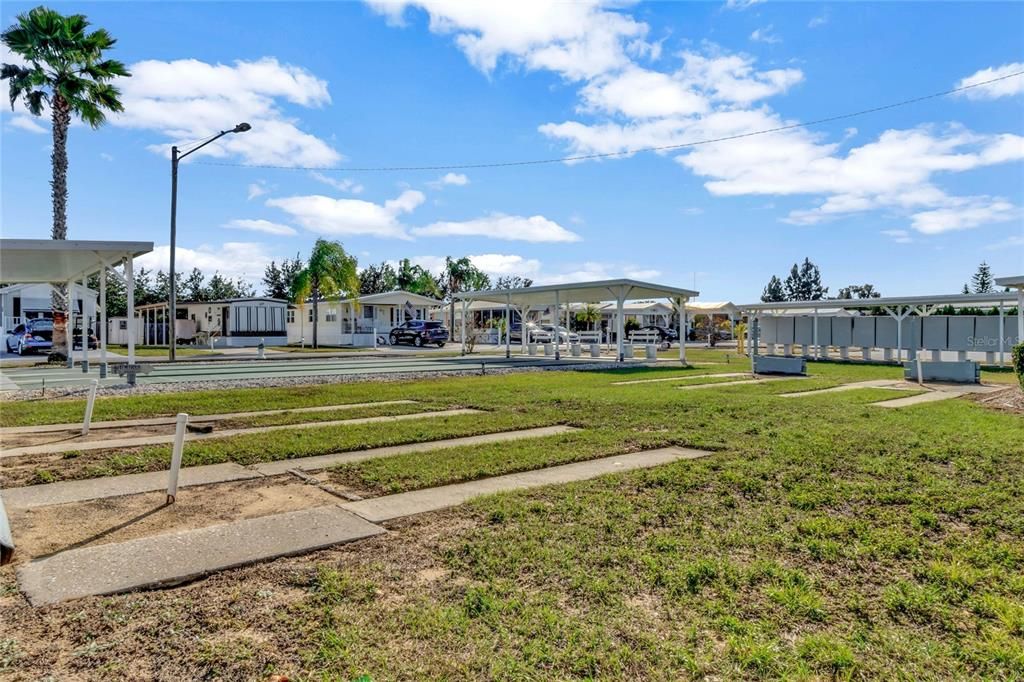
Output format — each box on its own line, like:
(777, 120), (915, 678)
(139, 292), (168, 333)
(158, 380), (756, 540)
(904, 360), (980, 384)
(753, 355), (807, 376)
(577, 331), (603, 357)
(629, 331), (662, 360)
(110, 362), (154, 386)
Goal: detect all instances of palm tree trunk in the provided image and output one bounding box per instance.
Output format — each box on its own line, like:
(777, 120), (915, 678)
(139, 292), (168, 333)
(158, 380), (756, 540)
(50, 94), (73, 358)
(312, 296), (319, 349)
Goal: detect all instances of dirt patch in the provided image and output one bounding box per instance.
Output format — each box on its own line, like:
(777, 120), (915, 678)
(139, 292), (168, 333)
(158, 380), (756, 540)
(968, 384), (1024, 414)
(6, 477), (341, 563)
(1, 423), (179, 449)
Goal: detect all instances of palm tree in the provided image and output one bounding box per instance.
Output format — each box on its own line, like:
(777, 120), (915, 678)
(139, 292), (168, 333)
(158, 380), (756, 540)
(290, 240), (359, 348)
(576, 303), (601, 331)
(3, 6), (129, 355)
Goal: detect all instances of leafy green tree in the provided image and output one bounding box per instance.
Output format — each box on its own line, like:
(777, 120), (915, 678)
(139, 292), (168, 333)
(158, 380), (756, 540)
(182, 268), (206, 301)
(971, 262), (994, 294)
(837, 283), (881, 299)
(359, 262), (397, 295)
(495, 275), (533, 289)
(396, 258), (442, 298)
(961, 283), (971, 295)
(2, 6), (130, 355)
(440, 256), (491, 332)
(262, 255), (303, 300)
(290, 239), (359, 348)
(575, 303), (602, 331)
(761, 275), (785, 302)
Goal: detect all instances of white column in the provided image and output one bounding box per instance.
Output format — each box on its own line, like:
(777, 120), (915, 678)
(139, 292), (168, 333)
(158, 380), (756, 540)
(80, 276), (88, 370)
(1018, 289), (1024, 341)
(505, 293), (511, 359)
(99, 265), (107, 372)
(125, 257), (135, 364)
(460, 299), (467, 355)
(677, 297), (686, 364)
(813, 308), (820, 360)
(65, 278), (75, 368)
(616, 290), (625, 362)
(554, 289), (561, 360)
(998, 305), (1005, 366)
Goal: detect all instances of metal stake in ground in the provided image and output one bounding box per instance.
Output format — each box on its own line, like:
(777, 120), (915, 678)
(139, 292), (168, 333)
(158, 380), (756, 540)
(166, 413), (189, 504)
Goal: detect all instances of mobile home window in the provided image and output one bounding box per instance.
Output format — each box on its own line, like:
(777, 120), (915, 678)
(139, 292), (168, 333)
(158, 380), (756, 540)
(287, 309), (295, 324)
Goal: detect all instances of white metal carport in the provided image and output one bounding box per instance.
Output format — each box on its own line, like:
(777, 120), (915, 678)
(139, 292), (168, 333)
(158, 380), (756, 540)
(994, 275), (1024, 344)
(0, 239), (153, 372)
(454, 279), (699, 363)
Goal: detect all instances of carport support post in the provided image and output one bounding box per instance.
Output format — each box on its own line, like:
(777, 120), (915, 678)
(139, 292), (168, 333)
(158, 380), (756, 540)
(99, 265), (107, 378)
(998, 305), (1005, 365)
(65, 278), (75, 368)
(616, 290), (625, 362)
(1018, 288), (1024, 342)
(813, 307), (819, 361)
(460, 298), (467, 356)
(505, 292), (511, 359)
(80, 275), (88, 372)
(554, 289), (561, 360)
(125, 256), (135, 364)
(677, 297), (686, 364)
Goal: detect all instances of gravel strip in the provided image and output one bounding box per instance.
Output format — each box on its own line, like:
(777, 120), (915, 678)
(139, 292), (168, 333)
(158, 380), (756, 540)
(0, 362), (623, 402)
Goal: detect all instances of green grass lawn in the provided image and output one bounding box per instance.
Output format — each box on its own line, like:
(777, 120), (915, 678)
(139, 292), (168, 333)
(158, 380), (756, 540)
(1, 353), (1021, 679)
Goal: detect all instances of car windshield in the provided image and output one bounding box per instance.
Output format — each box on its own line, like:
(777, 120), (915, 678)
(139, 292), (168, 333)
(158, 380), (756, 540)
(28, 320), (53, 330)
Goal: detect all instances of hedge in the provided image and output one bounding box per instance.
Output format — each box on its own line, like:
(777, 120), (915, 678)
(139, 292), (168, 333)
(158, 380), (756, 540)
(1013, 342), (1024, 390)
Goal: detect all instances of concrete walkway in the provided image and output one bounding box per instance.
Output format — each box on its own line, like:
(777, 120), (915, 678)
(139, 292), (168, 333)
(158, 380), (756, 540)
(252, 425), (578, 475)
(776, 379), (911, 398)
(675, 377), (802, 391)
(342, 446), (710, 522)
(612, 372), (748, 386)
(17, 505), (385, 606)
(0, 400), (418, 435)
(870, 383), (1004, 408)
(0, 408), (482, 459)
(1, 463), (260, 510)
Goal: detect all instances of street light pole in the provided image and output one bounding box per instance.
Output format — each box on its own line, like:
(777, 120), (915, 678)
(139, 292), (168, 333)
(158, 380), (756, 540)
(168, 123), (251, 361)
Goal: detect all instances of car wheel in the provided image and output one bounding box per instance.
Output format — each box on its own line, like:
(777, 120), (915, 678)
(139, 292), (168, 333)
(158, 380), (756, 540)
(414, 336), (423, 347)
(17, 342), (24, 356)
(390, 333), (399, 345)
(437, 342), (445, 348)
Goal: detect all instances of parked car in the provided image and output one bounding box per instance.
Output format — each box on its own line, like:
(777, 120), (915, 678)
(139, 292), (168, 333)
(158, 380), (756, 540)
(635, 325), (679, 343)
(71, 327), (99, 350)
(5, 318), (54, 355)
(389, 320), (449, 347)
(535, 324), (578, 343)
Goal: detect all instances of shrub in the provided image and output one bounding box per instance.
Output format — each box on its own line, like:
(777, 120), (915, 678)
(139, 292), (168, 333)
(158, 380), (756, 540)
(1012, 342), (1024, 389)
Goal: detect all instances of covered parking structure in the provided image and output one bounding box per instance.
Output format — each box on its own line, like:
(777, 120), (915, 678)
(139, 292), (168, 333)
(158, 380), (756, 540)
(454, 279), (699, 362)
(739, 289), (1021, 365)
(0, 239), (153, 373)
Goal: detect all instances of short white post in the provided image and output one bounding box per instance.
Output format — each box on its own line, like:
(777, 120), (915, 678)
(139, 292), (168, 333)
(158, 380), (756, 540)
(916, 351), (924, 386)
(373, 328), (378, 350)
(81, 379), (99, 436)
(167, 413), (188, 504)
(258, 337), (266, 359)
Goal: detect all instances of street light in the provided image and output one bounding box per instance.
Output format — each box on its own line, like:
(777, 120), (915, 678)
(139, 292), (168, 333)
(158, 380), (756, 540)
(168, 122), (251, 361)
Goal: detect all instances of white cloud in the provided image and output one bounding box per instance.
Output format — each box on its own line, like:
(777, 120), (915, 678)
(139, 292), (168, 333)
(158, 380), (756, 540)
(411, 213), (582, 242)
(247, 182), (269, 200)
(100, 152), (115, 162)
(136, 242), (273, 284)
(625, 269), (662, 280)
(808, 15), (828, 28)
(986, 234), (1024, 250)
(910, 197), (1019, 235)
(267, 189), (425, 239)
(7, 115), (47, 133)
(310, 172), (365, 194)
(427, 172), (470, 188)
(725, 0), (765, 9)
(955, 63), (1024, 100)
(223, 218), (298, 236)
(880, 229), (913, 244)
(750, 25), (781, 44)
(114, 57), (341, 167)
(366, 0), (651, 80)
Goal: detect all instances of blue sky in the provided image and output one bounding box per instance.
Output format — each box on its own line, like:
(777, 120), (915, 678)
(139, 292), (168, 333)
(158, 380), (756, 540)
(2, 1), (1022, 301)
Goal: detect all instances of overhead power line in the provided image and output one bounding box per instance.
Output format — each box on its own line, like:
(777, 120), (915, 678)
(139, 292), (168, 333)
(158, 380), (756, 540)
(194, 70), (1024, 173)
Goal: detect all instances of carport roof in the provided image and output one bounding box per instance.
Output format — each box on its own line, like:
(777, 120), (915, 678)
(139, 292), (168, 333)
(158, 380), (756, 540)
(454, 278), (699, 306)
(995, 275), (1024, 289)
(0, 239), (153, 284)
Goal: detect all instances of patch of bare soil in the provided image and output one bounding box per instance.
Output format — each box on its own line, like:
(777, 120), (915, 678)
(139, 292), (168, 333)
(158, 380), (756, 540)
(6, 477), (341, 562)
(968, 383), (1024, 414)
(0, 504), (478, 681)
(1, 423), (179, 449)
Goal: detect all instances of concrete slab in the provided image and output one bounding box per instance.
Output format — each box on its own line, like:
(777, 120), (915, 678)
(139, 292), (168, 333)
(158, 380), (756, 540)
(0, 408), (483, 459)
(0, 400), (419, 435)
(870, 391), (957, 408)
(253, 425), (578, 476)
(341, 446), (710, 523)
(1, 463), (261, 510)
(17, 505), (384, 605)
(776, 380), (910, 398)
(675, 378), (799, 391)
(612, 372), (748, 386)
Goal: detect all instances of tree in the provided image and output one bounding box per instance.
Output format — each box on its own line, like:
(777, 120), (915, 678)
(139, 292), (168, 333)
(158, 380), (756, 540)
(495, 275), (533, 289)
(440, 256), (490, 333)
(395, 258), (442, 297)
(961, 283), (971, 295)
(2, 6), (130, 355)
(761, 275), (785, 302)
(263, 255), (303, 299)
(837, 283), (881, 300)
(359, 262), (397, 295)
(290, 239), (359, 348)
(971, 262), (994, 294)
(575, 303), (601, 331)
(182, 268), (205, 302)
